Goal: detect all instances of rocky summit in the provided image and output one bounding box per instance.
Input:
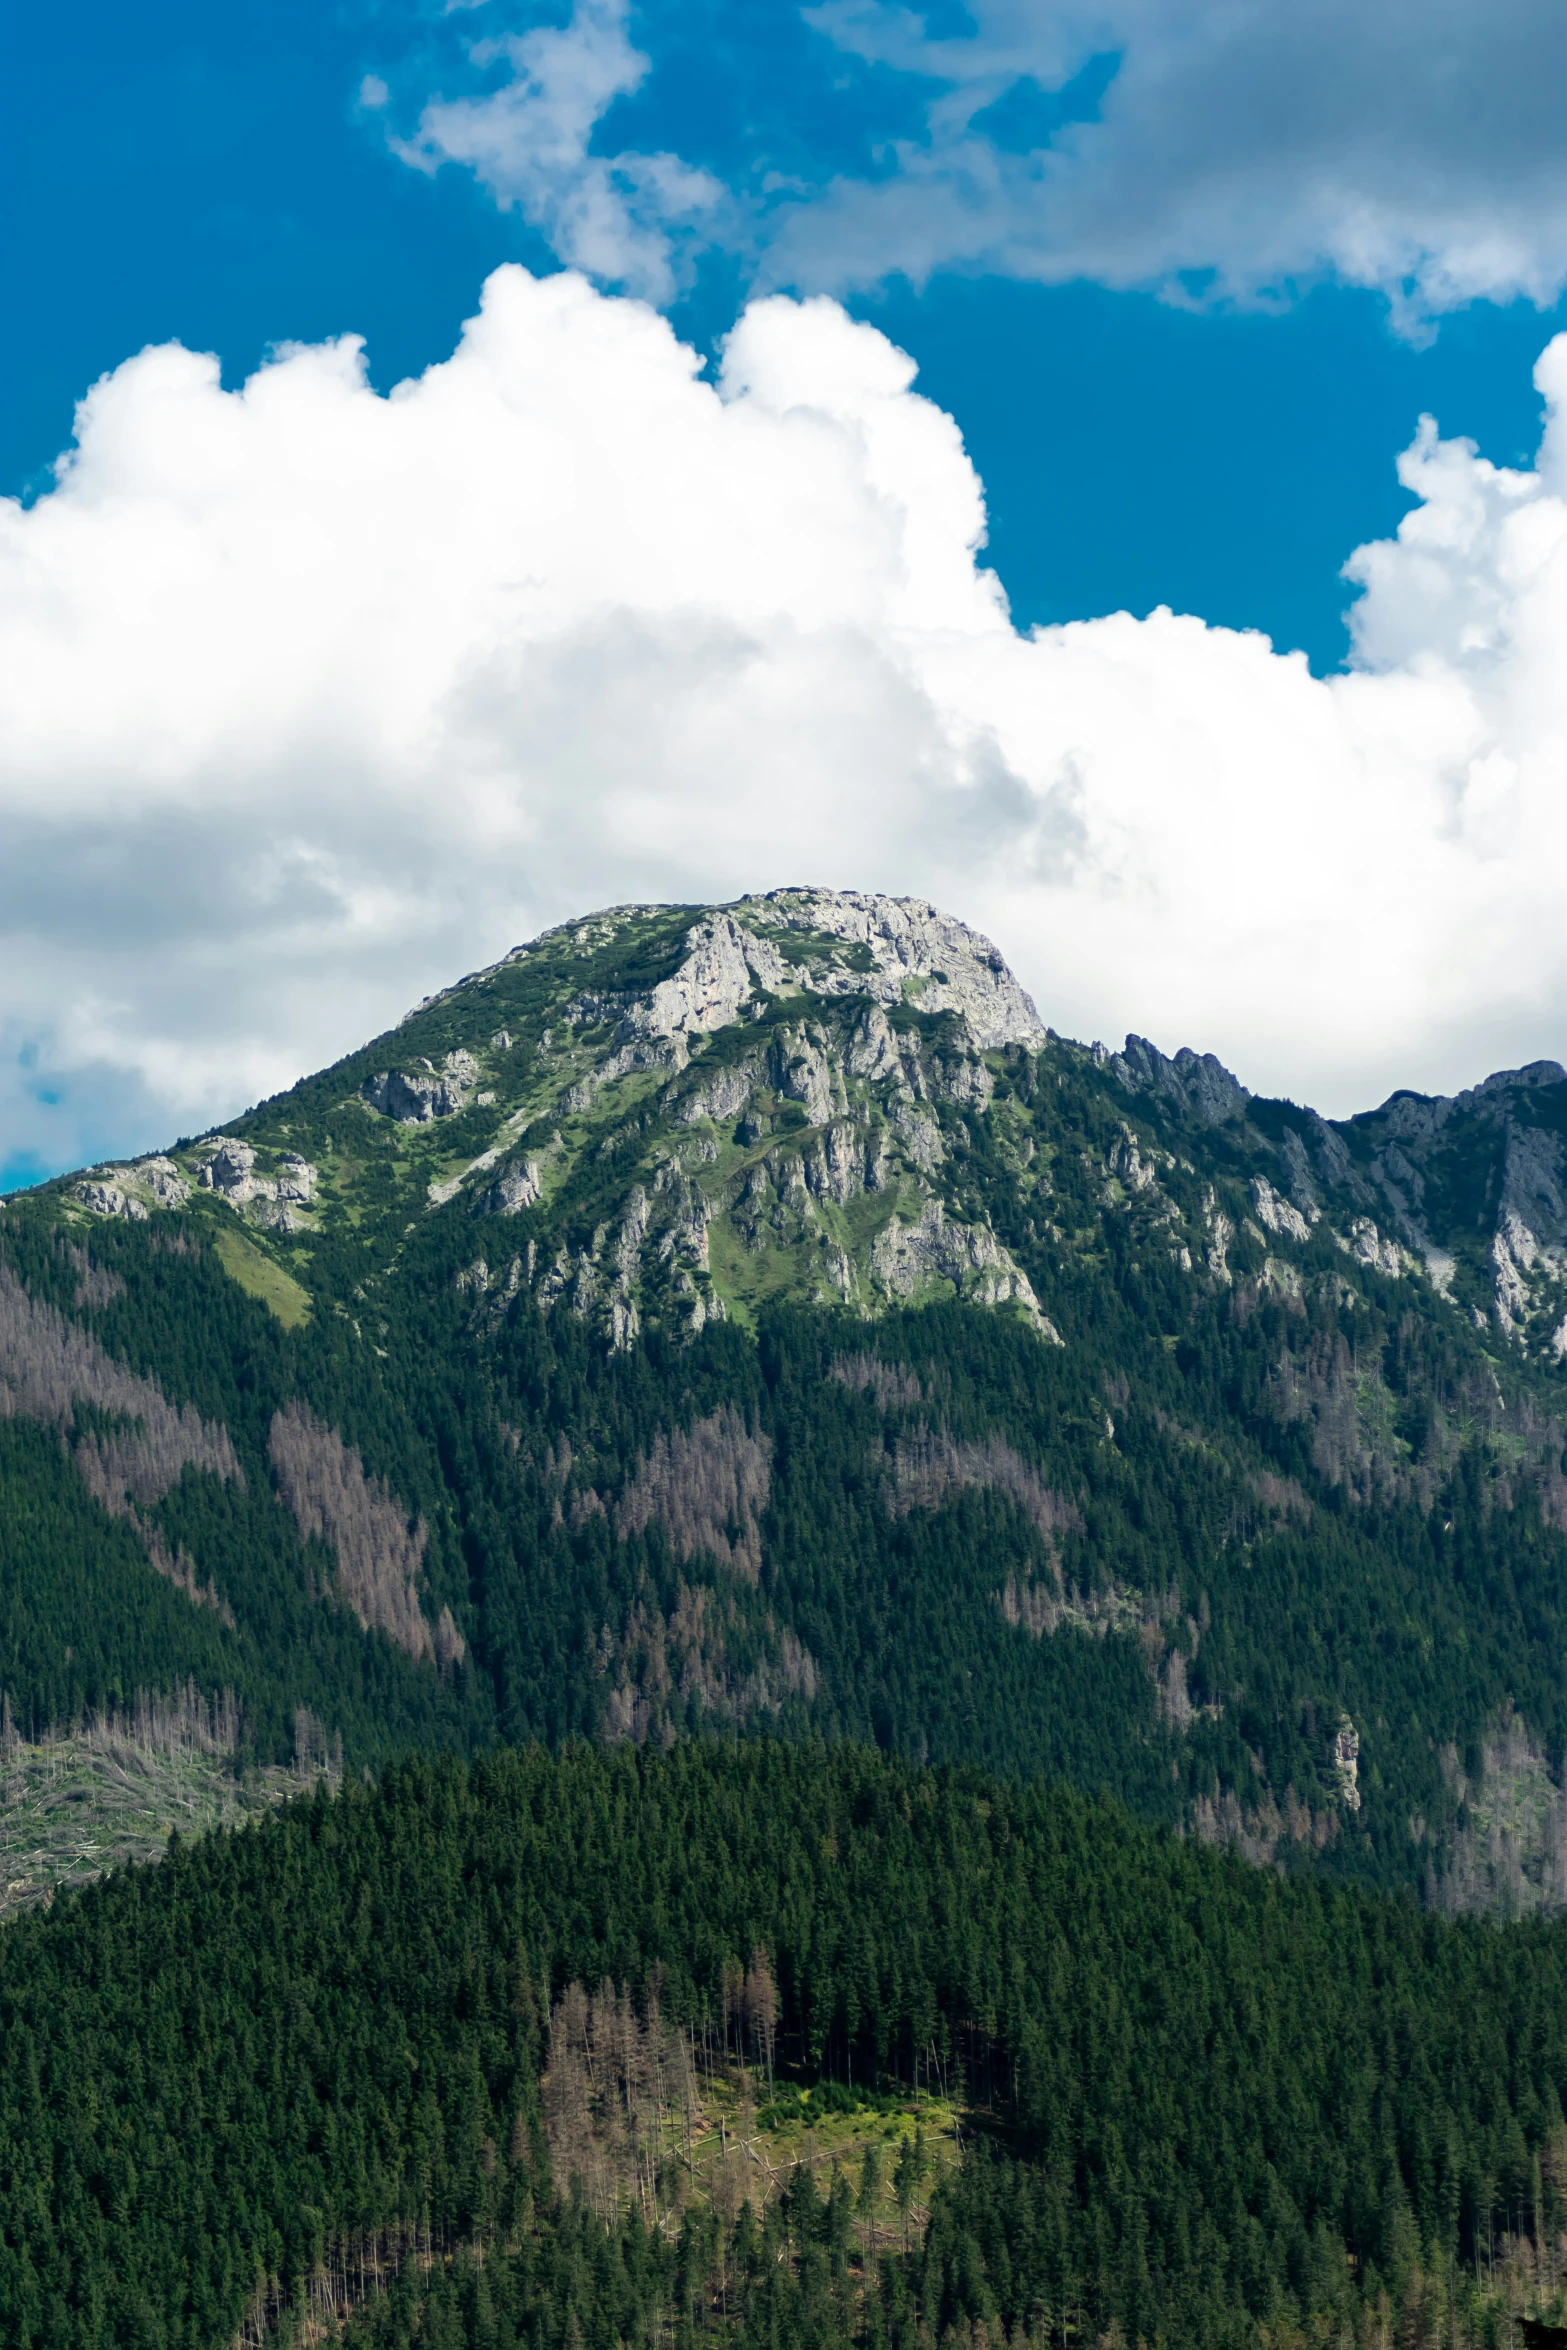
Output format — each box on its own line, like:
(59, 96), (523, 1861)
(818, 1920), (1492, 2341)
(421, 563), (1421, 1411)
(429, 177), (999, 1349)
(68, 885), (1567, 1369)
(71, 890), (1058, 1345)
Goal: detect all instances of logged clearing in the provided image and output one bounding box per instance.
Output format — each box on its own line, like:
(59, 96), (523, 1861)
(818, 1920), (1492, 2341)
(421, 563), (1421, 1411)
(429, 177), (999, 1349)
(540, 1972), (962, 2246)
(0, 1689), (315, 1921)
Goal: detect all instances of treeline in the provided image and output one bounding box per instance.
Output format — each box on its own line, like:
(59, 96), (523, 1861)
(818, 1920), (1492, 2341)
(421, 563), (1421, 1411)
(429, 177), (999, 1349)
(3, 1740), (1567, 2347)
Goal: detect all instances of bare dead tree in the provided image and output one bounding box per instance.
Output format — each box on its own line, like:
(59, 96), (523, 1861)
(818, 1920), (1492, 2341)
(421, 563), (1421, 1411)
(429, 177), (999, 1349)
(63, 1244), (124, 1311)
(886, 1427), (1081, 1557)
(269, 1403), (459, 1664)
(616, 1406), (771, 1583)
(291, 1708), (343, 1788)
(721, 1957), (745, 2068)
(0, 1263), (242, 1515)
(142, 1531), (236, 1626)
(744, 1948), (778, 2097)
(829, 1355), (925, 1413)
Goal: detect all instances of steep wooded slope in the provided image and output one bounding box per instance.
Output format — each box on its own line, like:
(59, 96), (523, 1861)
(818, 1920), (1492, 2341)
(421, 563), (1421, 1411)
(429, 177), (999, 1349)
(4, 1741), (1567, 2350)
(4, 890), (1567, 1905)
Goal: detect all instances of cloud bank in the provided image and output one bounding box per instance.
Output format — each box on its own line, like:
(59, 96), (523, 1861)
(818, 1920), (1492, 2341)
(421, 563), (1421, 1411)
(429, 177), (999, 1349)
(390, 0), (1567, 327)
(4, 266), (1567, 1173)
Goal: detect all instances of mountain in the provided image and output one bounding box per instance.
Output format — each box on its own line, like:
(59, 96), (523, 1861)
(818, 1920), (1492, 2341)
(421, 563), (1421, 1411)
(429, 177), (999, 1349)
(5, 887), (1567, 1910)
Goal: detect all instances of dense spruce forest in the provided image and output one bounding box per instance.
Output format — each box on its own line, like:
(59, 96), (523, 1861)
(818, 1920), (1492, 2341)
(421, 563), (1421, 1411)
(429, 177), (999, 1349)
(4, 1741), (1567, 2350)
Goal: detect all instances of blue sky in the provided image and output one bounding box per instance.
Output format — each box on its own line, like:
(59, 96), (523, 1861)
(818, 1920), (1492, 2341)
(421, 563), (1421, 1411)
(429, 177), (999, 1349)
(6, 0), (1562, 669)
(7, 0), (1567, 1184)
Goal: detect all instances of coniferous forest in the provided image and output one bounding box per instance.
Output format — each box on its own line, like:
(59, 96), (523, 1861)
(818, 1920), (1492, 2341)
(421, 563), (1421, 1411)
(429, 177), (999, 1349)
(6, 891), (1567, 2344)
(5, 1741), (1567, 2350)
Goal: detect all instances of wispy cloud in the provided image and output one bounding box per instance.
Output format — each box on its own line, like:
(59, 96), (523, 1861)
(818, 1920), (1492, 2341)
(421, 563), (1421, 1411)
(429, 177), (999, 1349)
(377, 0), (1567, 329)
(779, 0), (1567, 328)
(388, 0), (725, 304)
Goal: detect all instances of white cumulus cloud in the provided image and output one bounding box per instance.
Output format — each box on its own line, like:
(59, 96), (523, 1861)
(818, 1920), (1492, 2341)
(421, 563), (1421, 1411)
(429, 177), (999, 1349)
(4, 265), (1567, 1175)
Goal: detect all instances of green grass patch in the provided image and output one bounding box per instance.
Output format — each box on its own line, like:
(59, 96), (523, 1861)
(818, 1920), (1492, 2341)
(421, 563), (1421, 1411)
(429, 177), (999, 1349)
(212, 1228), (312, 1328)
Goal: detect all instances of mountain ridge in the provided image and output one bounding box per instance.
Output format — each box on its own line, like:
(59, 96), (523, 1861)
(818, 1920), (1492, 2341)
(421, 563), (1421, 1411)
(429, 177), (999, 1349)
(5, 886), (1567, 1919)
(53, 886), (1567, 1359)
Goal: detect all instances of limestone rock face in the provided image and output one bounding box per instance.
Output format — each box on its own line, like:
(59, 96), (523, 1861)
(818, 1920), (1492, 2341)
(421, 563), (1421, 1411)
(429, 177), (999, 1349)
(276, 1154), (318, 1204)
(476, 1158), (544, 1215)
(616, 914), (772, 1040)
(677, 1064), (756, 1127)
(1276, 1128), (1321, 1216)
(891, 1103), (944, 1174)
(432, 894), (1065, 1349)
(740, 888), (1048, 1051)
(1110, 1034), (1249, 1126)
(1332, 1718), (1361, 1811)
(773, 1027), (843, 1127)
(74, 1154), (194, 1219)
(252, 1153), (318, 1230)
(75, 1178), (148, 1221)
(1486, 1125), (1567, 1338)
(848, 1005), (902, 1082)
(871, 1199), (1061, 1340)
(1298, 1063), (1567, 1344)
(134, 1157), (192, 1209)
(1336, 1218), (1406, 1278)
(196, 1139), (261, 1200)
(188, 1140), (318, 1229)
(363, 1052), (480, 1123)
(571, 890), (1048, 1056)
(1252, 1177), (1313, 1244)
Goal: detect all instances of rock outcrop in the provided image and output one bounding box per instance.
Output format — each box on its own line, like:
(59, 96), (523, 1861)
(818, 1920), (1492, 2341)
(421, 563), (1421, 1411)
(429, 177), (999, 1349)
(437, 899), (1064, 1347)
(475, 1158), (544, 1215)
(362, 1051), (481, 1123)
(563, 890), (1048, 1057)
(1306, 1062), (1567, 1347)
(871, 1199), (1059, 1336)
(75, 1178), (148, 1222)
(1110, 1034), (1249, 1125)
(55, 891), (1567, 1385)
(133, 1157), (191, 1209)
(193, 1140), (317, 1230)
(75, 1157), (191, 1219)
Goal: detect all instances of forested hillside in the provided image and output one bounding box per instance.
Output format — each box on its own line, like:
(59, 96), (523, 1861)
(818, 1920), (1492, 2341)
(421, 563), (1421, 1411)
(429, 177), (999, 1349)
(4, 889), (1567, 1909)
(3, 1741), (1567, 2350)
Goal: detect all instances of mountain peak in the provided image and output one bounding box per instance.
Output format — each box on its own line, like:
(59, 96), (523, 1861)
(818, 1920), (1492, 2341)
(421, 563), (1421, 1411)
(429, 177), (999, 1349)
(432, 889), (1049, 1058)
(52, 890), (1567, 1368)
(84, 891), (1053, 1349)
